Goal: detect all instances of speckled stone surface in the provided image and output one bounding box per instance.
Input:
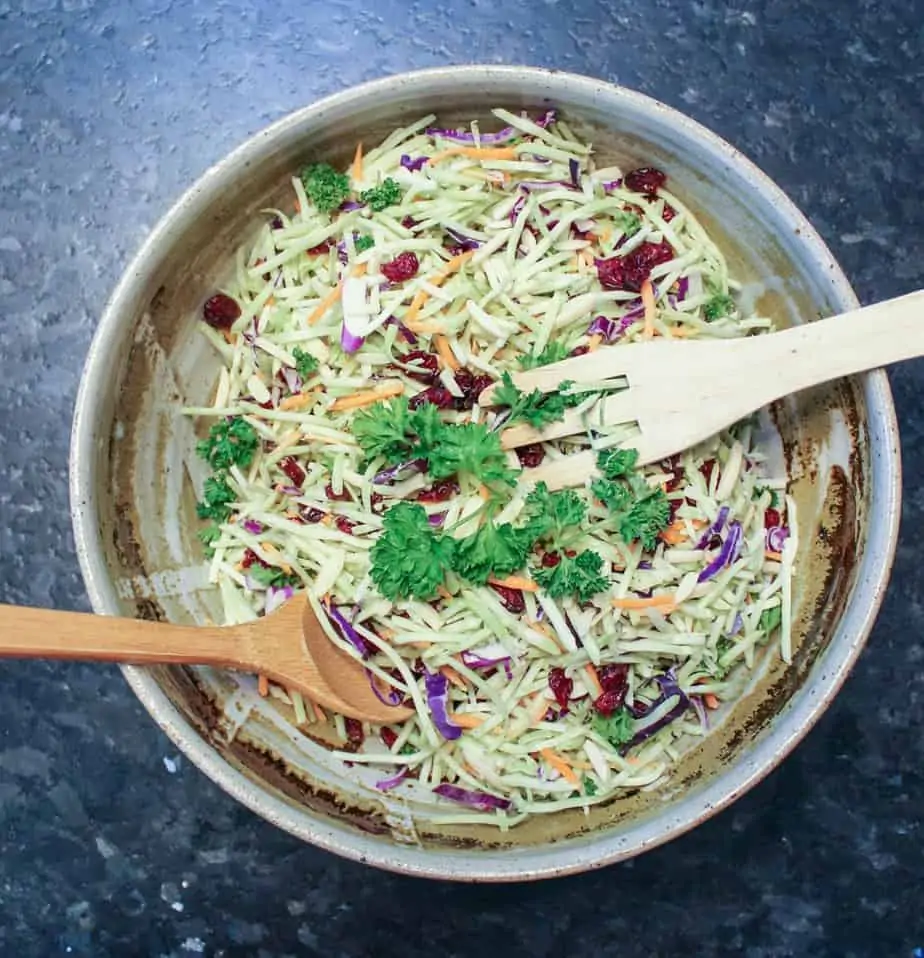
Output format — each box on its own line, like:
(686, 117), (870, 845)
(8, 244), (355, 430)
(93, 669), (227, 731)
(1, 0), (923, 955)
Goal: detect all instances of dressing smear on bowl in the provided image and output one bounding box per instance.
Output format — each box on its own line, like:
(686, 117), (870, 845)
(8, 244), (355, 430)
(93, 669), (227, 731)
(182, 109), (795, 827)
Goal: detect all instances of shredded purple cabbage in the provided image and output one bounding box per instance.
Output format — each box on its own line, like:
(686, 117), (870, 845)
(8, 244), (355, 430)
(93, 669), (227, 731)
(400, 154), (429, 171)
(373, 458), (427, 486)
(326, 604), (371, 658)
(460, 643), (511, 671)
(697, 520), (743, 583)
(568, 157), (581, 189)
(366, 668), (404, 707)
(676, 276), (690, 301)
(339, 200), (364, 212)
(444, 226), (481, 251)
(428, 511), (447, 527)
(695, 505), (730, 549)
(766, 525), (790, 554)
(375, 767), (408, 792)
(241, 519), (264, 536)
(624, 672), (691, 750)
(586, 313), (637, 342)
(280, 366), (301, 394)
(424, 670), (461, 740)
(433, 783), (512, 811)
(340, 323), (365, 354)
(425, 124), (517, 145)
(264, 585), (294, 615)
(602, 178), (623, 192)
(691, 694), (709, 732)
(383, 315), (418, 344)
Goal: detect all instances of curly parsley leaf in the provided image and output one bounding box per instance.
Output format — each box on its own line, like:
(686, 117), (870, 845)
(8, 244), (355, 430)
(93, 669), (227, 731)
(300, 162), (350, 213)
(596, 447), (639, 480)
(196, 417), (259, 470)
(582, 775), (598, 796)
(590, 477), (633, 513)
(532, 549), (608, 602)
(370, 502), (455, 601)
(493, 372), (583, 430)
(197, 523), (222, 557)
(292, 347), (319, 380)
(354, 235), (375, 252)
(360, 178), (401, 212)
(522, 481), (586, 540)
(704, 293), (736, 322)
(618, 487), (671, 551)
(518, 341), (570, 370)
(352, 397), (415, 465)
(427, 422), (518, 486)
(196, 473), (236, 522)
(407, 403), (445, 458)
(613, 210), (642, 238)
(450, 521), (533, 585)
(592, 707), (634, 747)
(760, 605), (782, 634)
(247, 564), (301, 589)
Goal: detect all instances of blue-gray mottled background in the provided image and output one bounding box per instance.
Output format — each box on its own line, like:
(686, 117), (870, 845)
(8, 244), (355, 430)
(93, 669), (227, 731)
(1, 1), (923, 955)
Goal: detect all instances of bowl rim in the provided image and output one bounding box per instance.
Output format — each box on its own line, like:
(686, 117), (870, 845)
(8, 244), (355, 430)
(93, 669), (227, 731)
(69, 64), (902, 881)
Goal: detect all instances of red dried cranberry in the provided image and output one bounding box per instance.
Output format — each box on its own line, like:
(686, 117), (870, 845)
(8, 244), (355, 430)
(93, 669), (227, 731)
(380, 727), (398, 748)
(548, 667), (573, 709)
(409, 386), (455, 410)
(663, 455), (684, 492)
(625, 166), (667, 195)
(564, 548), (577, 558)
(396, 350), (439, 383)
(278, 456), (306, 488)
(700, 458), (717, 486)
(596, 241), (674, 293)
(325, 483), (353, 502)
(202, 293), (241, 330)
(450, 369), (493, 408)
(381, 252), (420, 283)
(242, 548), (271, 571)
(594, 687), (627, 716)
(489, 584), (525, 615)
(571, 345), (590, 357)
(764, 507), (781, 529)
(255, 398), (274, 411)
(541, 551), (561, 568)
(345, 717), (365, 745)
(305, 240), (332, 256)
(707, 533), (723, 551)
(335, 516), (356, 535)
(662, 203), (676, 222)
(598, 663), (629, 692)
(371, 492), (385, 511)
(270, 215), (284, 230)
(516, 443), (546, 468)
(667, 497), (682, 523)
(302, 507), (325, 524)
(401, 216), (417, 230)
(417, 479), (460, 503)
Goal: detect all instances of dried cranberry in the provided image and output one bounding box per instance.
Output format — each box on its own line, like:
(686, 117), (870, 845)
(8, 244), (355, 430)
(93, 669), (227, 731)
(380, 727), (398, 748)
(662, 203), (677, 222)
(667, 497), (682, 523)
(707, 534), (723, 551)
(548, 667), (573, 709)
(625, 166), (667, 195)
(596, 241), (674, 293)
(663, 455), (684, 492)
(516, 443), (546, 468)
(396, 350), (439, 383)
(571, 345), (590, 357)
(302, 507), (325, 524)
(278, 456), (306, 488)
(594, 687), (627, 716)
(335, 516), (356, 535)
(450, 369), (493, 408)
(242, 549), (271, 571)
(417, 479), (460, 503)
(598, 663), (629, 692)
(381, 252), (420, 283)
(409, 386), (455, 410)
(371, 492), (385, 511)
(401, 216), (417, 230)
(700, 458), (717, 486)
(764, 507), (781, 529)
(345, 717), (365, 745)
(202, 293), (241, 330)
(541, 551), (561, 568)
(489, 584), (525, 614)
(305, 240), (332, 256)
(325, 483), (353, 502)
(270, 215), (284, 230)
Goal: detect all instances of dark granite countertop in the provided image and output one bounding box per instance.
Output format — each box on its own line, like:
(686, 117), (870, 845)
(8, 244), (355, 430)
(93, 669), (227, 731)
(1, 0), (923, 955)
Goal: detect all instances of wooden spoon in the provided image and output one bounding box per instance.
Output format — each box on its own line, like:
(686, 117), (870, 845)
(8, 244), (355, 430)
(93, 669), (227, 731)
(0, 595), (413, 724)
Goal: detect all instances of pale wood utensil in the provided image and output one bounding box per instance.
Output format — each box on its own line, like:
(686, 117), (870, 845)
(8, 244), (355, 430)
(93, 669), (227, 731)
(0, 595), (413, 724)
(482, 289), (923, 490)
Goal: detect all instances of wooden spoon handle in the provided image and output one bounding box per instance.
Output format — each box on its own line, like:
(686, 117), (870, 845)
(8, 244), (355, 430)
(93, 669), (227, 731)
(0, 603), (244, 669)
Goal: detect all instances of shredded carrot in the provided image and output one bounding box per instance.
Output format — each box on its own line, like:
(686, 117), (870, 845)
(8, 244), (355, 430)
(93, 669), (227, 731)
(257, 674), (269, 697)
(329, 381), (404, 412)
(448, 711), (484, 729)
(436, 585), (453, 600)
(408, 641), (431, 649)
(669, 327), (697, 338)
(311, 699), (326, 723)
(641, 279), (656, 339)
(351, 141), (363, 182)
(440, 665), (467, 690)
(407, 322), (445, 335)
(587, 333), (604, 352)
(429, 146), (518, 165)
(221, 329), (235, 345)
(279, 391), (316, 411)
(703, 693), (720, 710)
(583, 663), (603, 699)
(765, 550), (783, 562)
(487, 574), (539, 592)
(260, 542), (292, 575)
(540, 748), (579, 785)
(294, 198), (301, 214)
(404, 250), (475, 327)
(611, 594), (676, 611)
(433, 333), (460, 371)
(660, 520), (688, 546)
(306, 283), (342, 326)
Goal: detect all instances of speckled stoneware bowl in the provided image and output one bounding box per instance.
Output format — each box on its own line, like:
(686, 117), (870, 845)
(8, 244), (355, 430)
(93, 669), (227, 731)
(70, 66), (901, 881)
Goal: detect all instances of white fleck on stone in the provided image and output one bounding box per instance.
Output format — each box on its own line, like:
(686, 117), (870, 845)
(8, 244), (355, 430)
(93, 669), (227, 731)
(95, 835), (119, 859)
(163, 754), (181, 774)
(182, 937), (206, 953)
(0, 236), (22, 252)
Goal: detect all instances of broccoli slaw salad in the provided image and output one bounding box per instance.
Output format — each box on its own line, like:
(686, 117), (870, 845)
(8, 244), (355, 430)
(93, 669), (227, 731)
(186, 108), (796, 828)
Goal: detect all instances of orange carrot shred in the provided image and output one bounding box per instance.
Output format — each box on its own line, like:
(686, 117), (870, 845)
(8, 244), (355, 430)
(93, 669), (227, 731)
(448, 711), (484, 729)
(440, 665), (467, 690)
(257, 674), (269, 697)
(611, 594), (676, 611)
(540, 748), (579, 785)
(329, 381), (404, 412)
(641, 279), (656, 339)
(433, 333), (460, 371)
(765, 550), (783, 562)
(351, 142), (363, 182)
(429, 146), (518, 165)
(487, 574), (539, 592)
(306, 283), (342, 326)
(703, 693), (720, 710)
(587, 333), (604, 351)
(583, 663), (603, 699)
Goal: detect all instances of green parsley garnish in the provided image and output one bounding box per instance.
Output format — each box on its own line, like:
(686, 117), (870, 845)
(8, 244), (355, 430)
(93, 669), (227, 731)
(197, 523), (222, 557)
(370, 502), (456, 601)
(522, 482), (587, 541)
(704, 293), (736, 321)
(613, 210), (642, 237)
(450, 520), (532, 586)
(591, 448), (671, 550)
(196, 417), (259, 470)
(533, 549), (608, 602)
(427, 422), (517, 486)
(592, 708), (634, 747)
(360, 178), (401, 211)
(518, 341), (570, 370)
(618, 488), (672, 552)
(247, 564), (301, 589)
(760, 606), (782, 633)
(493, 372), (583, 430)
(582, 775), (598, 796)
(196, 473), (236, 522)
(597, 447), (639, 480)
(354, 235), (375, 252)
(291, 347), (318, 380)
(352, 396), (414, 465)
(753, 485), (780, 508)
(300, 162), (350, 213)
